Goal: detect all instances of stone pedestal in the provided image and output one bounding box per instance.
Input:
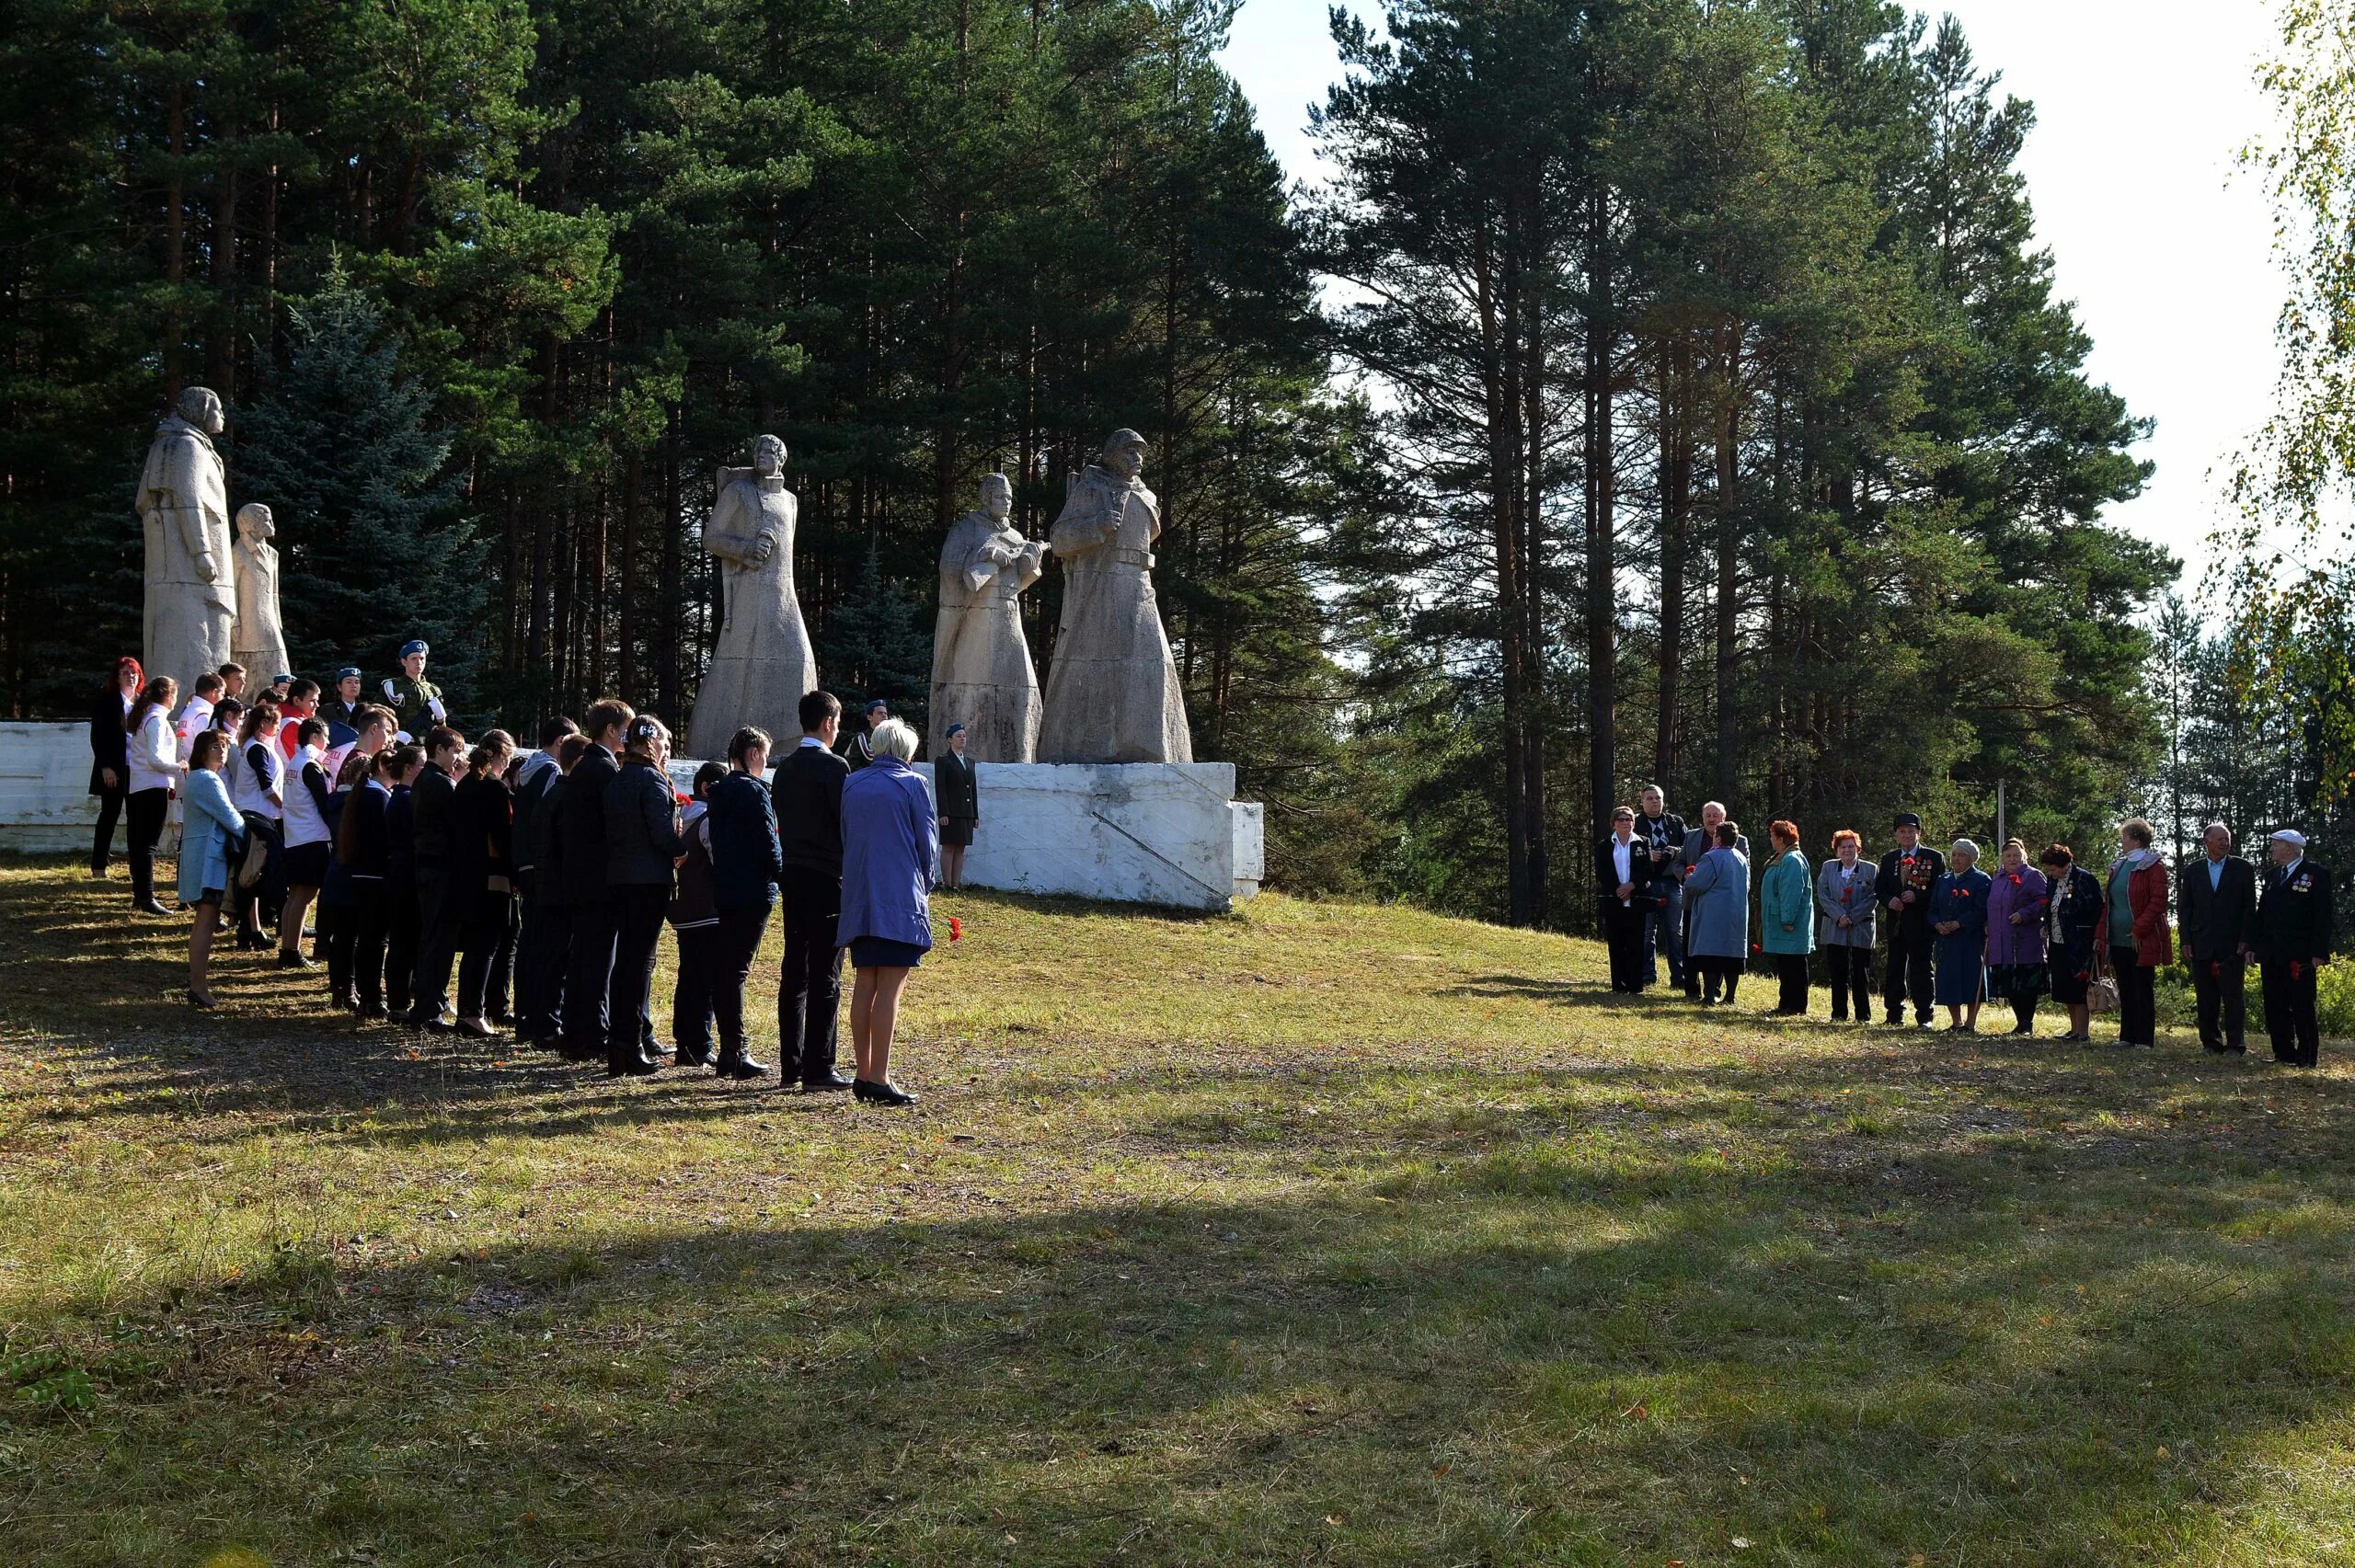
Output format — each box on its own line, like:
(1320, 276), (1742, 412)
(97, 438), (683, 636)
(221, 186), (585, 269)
(914, 761), (1259, 910)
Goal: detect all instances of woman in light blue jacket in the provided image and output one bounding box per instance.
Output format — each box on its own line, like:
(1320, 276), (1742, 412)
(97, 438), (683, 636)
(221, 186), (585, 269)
(1758, 819), (1815, 1015)
(1682, 819), (1752, 1006)
(178, 731), (246, 1011)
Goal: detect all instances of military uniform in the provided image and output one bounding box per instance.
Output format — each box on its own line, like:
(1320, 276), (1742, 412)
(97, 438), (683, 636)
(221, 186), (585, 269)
(381, 673), (445, 738)
(319, 697), (363, 731)
(2257, 849), (2335, 1067)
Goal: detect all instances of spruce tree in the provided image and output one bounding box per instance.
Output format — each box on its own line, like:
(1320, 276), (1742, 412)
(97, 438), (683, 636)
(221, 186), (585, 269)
(235, 271), (485, 703)
(815, 537), (933, 732)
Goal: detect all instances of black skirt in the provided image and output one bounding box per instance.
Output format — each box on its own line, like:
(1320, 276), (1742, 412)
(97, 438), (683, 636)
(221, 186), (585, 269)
(2048, 953), (2091, 1004)
(940, 815), (975, 847)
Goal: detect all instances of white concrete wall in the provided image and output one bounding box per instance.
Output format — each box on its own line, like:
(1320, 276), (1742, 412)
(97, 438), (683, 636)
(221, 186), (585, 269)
(914, 761), (1260, 911)
(0, 722), (112, 855)
(4, 722), (1265, 911)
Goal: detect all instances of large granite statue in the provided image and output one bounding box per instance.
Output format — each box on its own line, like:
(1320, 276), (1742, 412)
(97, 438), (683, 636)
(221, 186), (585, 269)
(687, 434), (818, 761)
(134, 386), (236, 687)
(1039, 429), (1192, 764)
(930, 474), (1048, 761)
(231, 503), (293, 683)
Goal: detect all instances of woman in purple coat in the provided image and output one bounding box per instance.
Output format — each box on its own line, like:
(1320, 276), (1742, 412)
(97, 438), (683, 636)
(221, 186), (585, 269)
(1984, 838), (2052, 1036)
(837, 717), (939, 1106)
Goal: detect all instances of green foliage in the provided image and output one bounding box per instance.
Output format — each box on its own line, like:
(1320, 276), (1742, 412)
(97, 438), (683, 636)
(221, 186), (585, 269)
(235, 271), (485, 693)
(819, 536), (933, 722)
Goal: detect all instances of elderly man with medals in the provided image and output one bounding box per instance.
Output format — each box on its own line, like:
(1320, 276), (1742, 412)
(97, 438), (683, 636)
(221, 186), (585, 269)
(1037, 429), (1193, 764)
(1875, 811), (1946, 1029)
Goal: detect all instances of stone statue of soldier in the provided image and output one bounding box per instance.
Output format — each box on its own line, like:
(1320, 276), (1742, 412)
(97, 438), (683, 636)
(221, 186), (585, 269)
(134, 385), (236, 687)
(231, 502), (293, 687)
(687, 433), (818, 761)
(929, 474), (1047, 762)
(1038, 429), (1192, 764)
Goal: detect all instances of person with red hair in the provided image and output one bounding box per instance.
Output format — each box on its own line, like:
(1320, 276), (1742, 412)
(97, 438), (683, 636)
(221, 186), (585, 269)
(1760, 819), (1814, 1014)
(88, 656), (142, 876)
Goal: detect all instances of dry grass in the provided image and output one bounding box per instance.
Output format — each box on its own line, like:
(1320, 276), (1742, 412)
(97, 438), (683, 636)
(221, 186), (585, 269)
(2, 858), (2354, 1565)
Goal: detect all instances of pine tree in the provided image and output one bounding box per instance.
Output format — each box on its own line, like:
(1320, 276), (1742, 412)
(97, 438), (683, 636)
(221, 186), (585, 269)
(815, 536), (932, 731)
(235, 270), (484, 701)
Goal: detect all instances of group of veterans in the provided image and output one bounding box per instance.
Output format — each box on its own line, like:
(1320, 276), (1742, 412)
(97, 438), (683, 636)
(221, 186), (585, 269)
(1597, 790), (2337, 1066)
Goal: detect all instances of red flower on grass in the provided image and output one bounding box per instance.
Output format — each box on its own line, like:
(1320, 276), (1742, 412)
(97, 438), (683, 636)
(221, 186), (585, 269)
(947, 916), (963, 943)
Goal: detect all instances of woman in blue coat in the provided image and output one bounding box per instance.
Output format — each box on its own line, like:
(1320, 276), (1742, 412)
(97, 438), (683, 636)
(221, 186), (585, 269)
(1682, 820), (1752, 1006)
(178, 730), (246, 1011)
(1758, 819), (1815, 1015)
(838, 718), (939, 1106)
(1929, 838), (1993, 1031)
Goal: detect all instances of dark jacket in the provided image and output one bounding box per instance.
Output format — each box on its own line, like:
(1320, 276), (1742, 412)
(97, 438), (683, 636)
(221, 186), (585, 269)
(843, 729), (878, 772)
(512, 753), (561, 875)
(88, 686), (130, 795)
(2178, 854), (2260, 962)
(446, 773), (515, 921)
(410, 760), (457, 864)
(667, 805), (718, 929)
(1875, 843), (1947, 933)
(2257, 857), (2335, 965)
(604, 757), (684, 887)
(529, 773), (568, 907)
(1635, 809), (1686, 885)
(557, 743), (621, 906)
(934, 750), (979, 821)
(339, 777), (391, 881)
(385, 784), (416, 887)
(2048, 863), (2104, 975)
(1594, 832), (1659, 912)
(774, 740), (849, 876)
(706, 771), (783, 911)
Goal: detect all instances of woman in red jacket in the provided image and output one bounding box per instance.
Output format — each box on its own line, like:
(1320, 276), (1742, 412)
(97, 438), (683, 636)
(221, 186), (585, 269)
(2104, 818), (2173, 1047)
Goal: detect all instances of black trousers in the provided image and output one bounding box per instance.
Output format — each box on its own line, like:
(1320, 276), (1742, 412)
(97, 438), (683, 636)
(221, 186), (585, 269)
(562, 898), (620, 1055)
(1825, 946), (1873, 1020)
(2111, 947), (2156, 1046)
(606, 884), (670, 1066)
(385, 875), (418, 1014)
(408, 862), (461, 1022)
(673, 923), (719, 1057)
(1698, 955), (1741, 1003)
(714, 905), (770, 1055)
(1884, 921), (1935, 1022)
(1603, 904), (1648, 991)
(1774, 954), (1809, 1014)
(236, 818), (283, 940)
(91, 782), (126, 874)
(321, 900), (351, 997)
(2189, 954), (2247, 1050)
(125, 787), (170, 905)
(2262, 960), (2322, 1065)
(456, 894), (516, 1022)
(343, 881), (390, 1011)
(778, 865), (844, 1082)
(518, 893), (570, 1042)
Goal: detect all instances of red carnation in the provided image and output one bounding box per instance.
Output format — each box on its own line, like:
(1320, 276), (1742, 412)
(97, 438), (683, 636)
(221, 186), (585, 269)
(948, 916), (963, 943)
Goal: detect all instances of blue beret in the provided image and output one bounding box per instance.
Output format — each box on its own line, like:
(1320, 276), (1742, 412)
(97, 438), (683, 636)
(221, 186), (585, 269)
(864, 699), (888, 715)
(334, 666), (361, 681)
(946, 722), (966, 737)
(270, 673), (293, 685)
(398, 639), (429, 658)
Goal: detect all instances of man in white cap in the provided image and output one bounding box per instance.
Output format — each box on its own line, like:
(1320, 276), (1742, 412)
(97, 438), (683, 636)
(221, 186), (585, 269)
(2256, 830), (2334, 1067)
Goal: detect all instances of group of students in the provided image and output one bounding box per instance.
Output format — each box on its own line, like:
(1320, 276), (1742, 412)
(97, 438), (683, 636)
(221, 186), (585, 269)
(1598, 789), (2338, 1067)
(89, 653), (958, 1107)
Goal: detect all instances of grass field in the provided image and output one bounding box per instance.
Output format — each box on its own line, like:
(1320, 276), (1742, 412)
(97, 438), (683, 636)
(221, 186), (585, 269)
(3, 857), (2354, 1566)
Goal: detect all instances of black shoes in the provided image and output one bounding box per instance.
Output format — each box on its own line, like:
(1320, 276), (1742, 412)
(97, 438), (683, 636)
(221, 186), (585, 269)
(606, 1052), (662, 1078)
(714, 1050), (769, 1081)
(357, 1002), (389, 1021)
(675, 1043), (716, 1070)
(132, 898), (172, 917)
(800, 1072), (855, 1093)
(277, 948), (315, 970)
(853, 1079), (918, 1106)
(187, 989), (217, 1011)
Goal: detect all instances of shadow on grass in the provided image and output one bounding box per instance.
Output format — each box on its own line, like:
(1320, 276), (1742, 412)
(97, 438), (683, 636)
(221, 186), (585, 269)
(7, 1152), (2352, 1566)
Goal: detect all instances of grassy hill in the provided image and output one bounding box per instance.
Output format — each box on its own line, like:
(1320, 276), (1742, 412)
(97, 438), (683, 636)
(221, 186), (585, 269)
(2, 861), (2353, 1565)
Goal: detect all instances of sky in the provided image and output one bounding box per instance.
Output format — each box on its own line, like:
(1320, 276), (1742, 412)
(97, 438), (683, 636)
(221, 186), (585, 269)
(1216, 0), (2288, 592)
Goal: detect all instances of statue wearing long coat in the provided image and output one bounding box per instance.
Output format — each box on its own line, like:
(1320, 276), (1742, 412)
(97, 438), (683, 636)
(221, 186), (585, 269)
(929, 510), (1045, 761)
(134, 415), (236, 687)
(232, 518), (293, 683)
(1037, 464), (1192, 764)
(687, 466), (818, 761)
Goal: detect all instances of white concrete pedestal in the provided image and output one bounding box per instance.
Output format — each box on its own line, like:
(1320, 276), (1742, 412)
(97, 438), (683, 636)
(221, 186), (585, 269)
(915, 761), (1261, 911)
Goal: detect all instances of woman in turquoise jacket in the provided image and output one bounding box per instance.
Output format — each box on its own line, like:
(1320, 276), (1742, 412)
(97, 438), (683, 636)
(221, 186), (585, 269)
(1759, 819), (1815, 1015)
(178, 730), (245, 1011)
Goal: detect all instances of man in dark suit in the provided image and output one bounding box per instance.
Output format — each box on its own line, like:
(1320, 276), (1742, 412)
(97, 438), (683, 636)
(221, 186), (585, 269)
(1634, 784), (1687, 990)
(2257, 829), (2335, 1067)
(1875, 812), (1945, 1029)
(2178, 821), (2260, 1053)
(556, 700), (633, 1060)
(511, 717), (580, 1046)
(1596, 807), (1655, 992)
(774, 690), (855, 1091)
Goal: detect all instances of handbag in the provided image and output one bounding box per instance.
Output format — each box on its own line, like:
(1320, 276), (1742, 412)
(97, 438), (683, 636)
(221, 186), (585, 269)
(2085, 956), (2120, 1014)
